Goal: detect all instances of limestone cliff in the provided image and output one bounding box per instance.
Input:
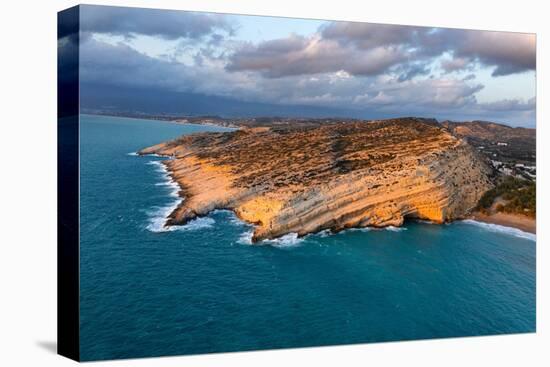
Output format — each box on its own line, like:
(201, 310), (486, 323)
(139, 118), (494, 242)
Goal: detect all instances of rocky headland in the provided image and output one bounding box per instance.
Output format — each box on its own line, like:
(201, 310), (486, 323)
(139, 118), (494, 242)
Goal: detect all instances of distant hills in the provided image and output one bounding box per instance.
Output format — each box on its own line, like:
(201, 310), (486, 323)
(80, 83), (388, 120)
(441, 120), (535, 141)
(442, 120), (535, 169)
(80, 83), (535, 136)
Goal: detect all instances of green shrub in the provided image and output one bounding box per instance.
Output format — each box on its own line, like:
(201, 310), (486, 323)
(476, 176), (535, 218)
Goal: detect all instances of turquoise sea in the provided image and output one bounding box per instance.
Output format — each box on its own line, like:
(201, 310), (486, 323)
(79, 114), (536, 361)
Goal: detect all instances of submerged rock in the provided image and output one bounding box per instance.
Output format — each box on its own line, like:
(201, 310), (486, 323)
(139, 118), (493, 242)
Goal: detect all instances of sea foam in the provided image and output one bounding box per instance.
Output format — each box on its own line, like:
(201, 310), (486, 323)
(340, 225), (406, 234)
(146, 161), (179, 198)
(310, 229), (333, 238)
(263, 233), (304, 248)
(174, 217), (215, 231)
(237, 230), (254, 245)
(147, 211), (215, 233)
(144, 159), (217, 233)
(385, 226), (408, 232)
(145, 153), (173, 159)
(461, 219), (536, 241)
(146, 205), (177, 232)
(236, 230), (304, 248)
(146, 161), (183, 232)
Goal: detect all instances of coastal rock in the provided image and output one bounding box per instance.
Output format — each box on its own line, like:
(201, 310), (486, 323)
(139, 118), (494, 242)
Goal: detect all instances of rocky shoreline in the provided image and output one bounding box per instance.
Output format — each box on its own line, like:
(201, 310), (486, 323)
(139, 118), (494, 242)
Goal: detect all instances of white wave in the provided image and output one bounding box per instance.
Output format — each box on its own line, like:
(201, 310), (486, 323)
(145, 160), (164, 168)
(173, 217), (215, 231)
(263, 233), (304, 248)
(338, 225), (406, 235)
(141, 153), (171, 158)
(385, 226), (407, 232)
(237, 230), (254, 245)
(147, 212), (215, 233)
(146, 203), (178, 232)
(415, 219), (436, 225)
(311, 229), (333, 238)
(127, 151), (138, 156)
(146, 158), (183, 231)
(229, 216), (246, 226)
(151, 161), (179, 198)
(461, 220), (535, 241)
(344, 227), (372, 233)
(236, 229), (304, 247)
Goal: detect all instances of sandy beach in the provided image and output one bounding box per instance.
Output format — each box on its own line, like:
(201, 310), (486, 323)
(471, 212), (536, 234)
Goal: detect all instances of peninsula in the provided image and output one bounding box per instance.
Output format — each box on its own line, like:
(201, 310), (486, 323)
(139, 117), (494, 242)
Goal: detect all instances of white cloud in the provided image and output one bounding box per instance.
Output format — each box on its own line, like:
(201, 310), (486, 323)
(74, 9), (536, 127)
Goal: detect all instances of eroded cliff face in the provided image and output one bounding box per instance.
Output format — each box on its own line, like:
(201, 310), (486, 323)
(139, 118), (493, 242)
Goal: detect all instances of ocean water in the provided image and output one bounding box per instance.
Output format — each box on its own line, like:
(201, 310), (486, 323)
(79, 114), (536, 361)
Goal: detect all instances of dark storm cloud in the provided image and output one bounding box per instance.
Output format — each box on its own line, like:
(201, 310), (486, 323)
(80, 5), (234, 40)
(79, 39), (193, 91)
(227, 22), (535, 78)
(78, 38), (258, 99)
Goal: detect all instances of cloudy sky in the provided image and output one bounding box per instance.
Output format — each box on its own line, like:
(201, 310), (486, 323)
(71, 5), (536, 126)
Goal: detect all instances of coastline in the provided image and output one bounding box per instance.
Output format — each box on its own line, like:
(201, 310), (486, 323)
(83, 112), (241, 129)
(137, 152), (536, 240)
(469, 212), (536, 234)
(134, 116), (535, 241)
(138, 118), (495, 242)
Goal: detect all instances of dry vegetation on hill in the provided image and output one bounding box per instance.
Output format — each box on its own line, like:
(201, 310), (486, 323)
(140, 118), (494, 241)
